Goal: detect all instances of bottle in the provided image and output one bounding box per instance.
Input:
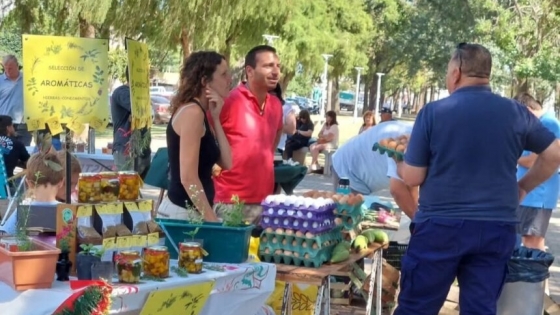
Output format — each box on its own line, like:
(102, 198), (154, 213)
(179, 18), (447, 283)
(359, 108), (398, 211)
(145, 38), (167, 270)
(337, 178), (351, 194)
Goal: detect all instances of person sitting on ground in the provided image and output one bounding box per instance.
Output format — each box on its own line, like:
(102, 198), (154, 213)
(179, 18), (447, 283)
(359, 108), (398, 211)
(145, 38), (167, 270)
(359, 110), (375, 134)
(310, 110), (339, 170)
(283, 110), (314, 160)
(55, 150), (82, 203)
(0, 115), (29, 179)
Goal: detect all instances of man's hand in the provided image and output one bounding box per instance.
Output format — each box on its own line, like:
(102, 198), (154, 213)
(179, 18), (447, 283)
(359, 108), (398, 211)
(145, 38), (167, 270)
(518, 184), (528, 203)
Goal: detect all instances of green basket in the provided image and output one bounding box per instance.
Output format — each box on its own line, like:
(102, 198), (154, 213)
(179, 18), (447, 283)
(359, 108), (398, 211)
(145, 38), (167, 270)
(155, 218), (254, 264)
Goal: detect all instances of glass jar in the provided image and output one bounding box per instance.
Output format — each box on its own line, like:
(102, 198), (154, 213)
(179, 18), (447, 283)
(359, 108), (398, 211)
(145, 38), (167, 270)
(118, 171), (140, 201)
(178, 242), (203, 274)
(99, 172), (120, 202)
(116, 250), (142, 283)
(143, 246), (170, 278)
(78, 173), (102, 203)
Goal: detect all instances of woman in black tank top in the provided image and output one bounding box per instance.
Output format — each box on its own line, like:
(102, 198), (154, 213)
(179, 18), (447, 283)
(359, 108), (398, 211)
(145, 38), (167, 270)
(157, 51), (233, 222)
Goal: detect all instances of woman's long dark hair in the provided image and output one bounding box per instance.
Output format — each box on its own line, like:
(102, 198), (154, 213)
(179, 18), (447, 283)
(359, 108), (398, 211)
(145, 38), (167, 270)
(0, 115), (12, 136)
(271, 83), (285, 105)
(170, 51), (226, 115)
(299, 110), (313, 126)
(326, 110), (338, 126)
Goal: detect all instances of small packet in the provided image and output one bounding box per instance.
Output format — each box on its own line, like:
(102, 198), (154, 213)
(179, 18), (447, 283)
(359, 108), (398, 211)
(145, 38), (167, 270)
(96, 203), (131, 238)
(125, 201), (152, 235)
(76, 205), (102, 245)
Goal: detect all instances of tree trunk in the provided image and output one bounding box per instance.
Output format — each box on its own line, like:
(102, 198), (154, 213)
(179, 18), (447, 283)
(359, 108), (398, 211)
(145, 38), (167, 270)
(516, 77), (529, 94)
(331, 77), (340, 113)
(430, 85), (437, 102)
(180, 27), (193, 58)
(280, 72), (294, 93)
(223, 36), (234, 64)
(368, 81), (377, 111)
(78, 15), (95, 38)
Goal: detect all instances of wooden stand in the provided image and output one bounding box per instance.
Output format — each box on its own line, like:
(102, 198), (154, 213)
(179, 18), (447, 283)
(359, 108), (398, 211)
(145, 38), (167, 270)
(275, 242), (387, 315)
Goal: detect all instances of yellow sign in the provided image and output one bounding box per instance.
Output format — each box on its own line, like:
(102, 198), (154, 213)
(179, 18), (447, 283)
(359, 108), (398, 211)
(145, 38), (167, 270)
(45, 115), (64, 135)
(76, 205), (93, 217)
(267, 281), (318, 315)
(124, 202), (139, 211)
(102, 238), (116, 249)
(147, 233), (159, 246)
(133, 235), (147, 247)
(126, 39), (151, 130)
(140, 281), (214, 315)
(68, 118), (86, 135)
(22, 34), (110, 127)
(138, 200), (152, 212)
(117, 236), (132, 249)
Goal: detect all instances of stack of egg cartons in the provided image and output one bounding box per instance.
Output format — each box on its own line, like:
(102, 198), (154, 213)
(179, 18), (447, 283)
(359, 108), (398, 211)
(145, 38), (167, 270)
(258, 195), (343, 268)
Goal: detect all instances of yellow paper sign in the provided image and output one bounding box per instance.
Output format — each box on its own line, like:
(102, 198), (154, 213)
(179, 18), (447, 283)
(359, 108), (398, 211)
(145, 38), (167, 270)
(133, 235), (147, 247)
(124, 202), (139, 212)
(67, 119), (86, 135)
(45, 116), (64, 135)
(106, 203), (123, 214)
(140, 281), (214, 315)
(76, 205), (93, 217)
(147, 233), (159, 246)
(89, 116), (106, 130)
(27, 117), (46, 131)
(95, 204), (108, 214)
(117, 236), (132, 249)
(267, 281), (318, 315)
(126, 39), (151, 130)
(102, 238), (116, 249)
(138, 200), (152, 212)
(22, 34), (110, 125)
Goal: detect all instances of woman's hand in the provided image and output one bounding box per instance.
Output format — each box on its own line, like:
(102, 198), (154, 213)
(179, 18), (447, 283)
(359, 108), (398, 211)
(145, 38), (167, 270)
(207, 88), (224, 119)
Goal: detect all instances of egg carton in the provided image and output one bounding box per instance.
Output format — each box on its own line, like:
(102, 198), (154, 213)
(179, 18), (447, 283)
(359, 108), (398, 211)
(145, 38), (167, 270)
(261, 203), (336, 220)
(259, 235), (339, 256)
(336, 213), (364, 231)
(334, 201), (365, 217)
(260, 253), (325, 268)
(259, 226), (343, 253)
(372, 143), (404, 161)
(261, 216), (336, 234)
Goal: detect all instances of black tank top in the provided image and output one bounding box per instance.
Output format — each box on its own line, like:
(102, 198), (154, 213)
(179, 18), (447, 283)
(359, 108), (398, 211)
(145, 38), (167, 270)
(167, 100), (221, 208)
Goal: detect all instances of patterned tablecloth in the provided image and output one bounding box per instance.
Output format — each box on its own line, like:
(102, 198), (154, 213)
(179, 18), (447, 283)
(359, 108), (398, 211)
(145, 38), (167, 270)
(0, 261), (276, 315)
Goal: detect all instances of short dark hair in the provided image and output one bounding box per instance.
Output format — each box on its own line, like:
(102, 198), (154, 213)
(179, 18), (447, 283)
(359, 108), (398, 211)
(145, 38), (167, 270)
(245, 45), (277, 68)
(271, 83), (285, 105)
(452, 43), (492, 78)
(515, 92), (542, 110)
(0, 115), (12, 136)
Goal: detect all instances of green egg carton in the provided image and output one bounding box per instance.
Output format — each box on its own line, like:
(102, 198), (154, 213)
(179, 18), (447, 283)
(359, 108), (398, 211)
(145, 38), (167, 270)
(372, 143), (380, 151)
(335, 201), (364, 217)
(260, 253), (273, 263)
(337, 213), (363, 231)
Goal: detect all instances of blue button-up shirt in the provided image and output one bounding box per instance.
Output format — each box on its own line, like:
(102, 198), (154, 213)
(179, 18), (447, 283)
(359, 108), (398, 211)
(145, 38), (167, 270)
(0, 73), (24, 123)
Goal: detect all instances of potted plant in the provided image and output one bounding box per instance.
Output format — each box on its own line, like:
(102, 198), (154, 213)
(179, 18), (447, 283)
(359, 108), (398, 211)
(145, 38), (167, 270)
(55, 237), (72, 281)
(76, 244), (105, 280)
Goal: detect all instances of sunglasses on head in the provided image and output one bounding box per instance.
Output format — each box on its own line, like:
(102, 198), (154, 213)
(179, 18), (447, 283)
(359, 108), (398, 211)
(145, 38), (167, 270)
(455, 42), (489, 79)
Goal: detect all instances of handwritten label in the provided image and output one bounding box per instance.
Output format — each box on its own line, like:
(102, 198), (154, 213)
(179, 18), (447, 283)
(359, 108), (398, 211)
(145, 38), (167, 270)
(67, 119), (86, 135)
(117, 236), (132, 249)
(76, 205), (93, 217)
(102, 238), (116, 249)
(90, 117), (105, 130)
(147, 233), (159, 246)
(138, 200), (152, 212)
(140, 281), (214, 315)
(95, 204), (108, 215)
(26, 117), (45, 131)
(46, 116), (64, 135)
(105, 203), (123, 214)
(133, 235), (147, 247)
(124, 201), (139, 211)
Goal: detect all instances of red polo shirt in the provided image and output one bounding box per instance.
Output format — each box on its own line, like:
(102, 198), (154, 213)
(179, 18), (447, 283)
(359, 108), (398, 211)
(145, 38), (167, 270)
(210, 84), (282, 204)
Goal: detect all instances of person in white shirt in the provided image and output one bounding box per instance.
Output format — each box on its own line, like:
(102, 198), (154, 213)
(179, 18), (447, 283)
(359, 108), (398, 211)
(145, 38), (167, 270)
(331, 120), (413, 194)
(271, 84), (299, 153)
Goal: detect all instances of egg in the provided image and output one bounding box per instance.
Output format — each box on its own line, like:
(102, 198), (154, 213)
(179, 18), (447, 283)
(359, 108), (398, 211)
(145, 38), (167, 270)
(396, 144), (406, 153)
(295, 231), (304, 237)
(356, 194), (365, 203)
(312, 242), (318, 249)
(304, 253), (311, 259)
(312, 222), (319, 228)
(331, 194), (341, 202)
(282, 239), (288, 246)
(305, 232), (315, 238)
(287, 209), (295, 216)
(263, 217), (270, 223)
(272, 237), (278, 244)
(387, 140), (398, 149)
(276, 228), (284, 234)
(339, 196), (349, 204)
(274, 218), (280, 224)
(297, 210), (303, 217)
(284, 251), (292, 256)
(307, 212), (313, 219)
(303, 221), (309, 228)
(302, 242), (308, 248)
(262, 236), (268, 242)
(285, 229), (293, 235)
(303, 191), (314, 197)
(293, 220), (300, 227)
(264, 195), (274, 204)
(283, 219), (290, 225)
(292, 240), (298, 246)
(268, 208), (274, 214)
(265, 227), (274, 233)
(379, 139), (389, 147)
(274, 249), (283, 255)
(278, 209), (286, 215)
(294, 252), (300, 257)
(264, 248), (270, 254)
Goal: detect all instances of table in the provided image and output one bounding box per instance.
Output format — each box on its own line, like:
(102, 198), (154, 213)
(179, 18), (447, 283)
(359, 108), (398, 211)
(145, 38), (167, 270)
(0, 261), (276, 315)
(274, 164), (308, 195)
(26, 147), (115, 173)
(275, 243), (386, 315)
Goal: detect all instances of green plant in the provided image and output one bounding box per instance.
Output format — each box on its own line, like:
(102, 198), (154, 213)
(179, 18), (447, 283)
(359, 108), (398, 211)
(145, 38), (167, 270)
(222, 195), (245, 227)
(182, 185), (205, 241)
(79, 244), (105, 258)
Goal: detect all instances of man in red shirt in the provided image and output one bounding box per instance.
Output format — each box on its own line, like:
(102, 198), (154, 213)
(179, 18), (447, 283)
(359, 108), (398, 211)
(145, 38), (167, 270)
(212, 45), (283, 224)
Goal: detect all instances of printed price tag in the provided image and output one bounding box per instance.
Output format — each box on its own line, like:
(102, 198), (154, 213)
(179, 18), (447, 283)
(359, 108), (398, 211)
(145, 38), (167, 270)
(45, 116), (64, 135)
(147, 233), (159, 246)
(76, 205), (93, 217)
(133, 235), (147, 247)
(95, 204), (108, 214)
(102, 238), (116, 249)
(26, 118), (45, 131)
(124, 201), (139, 212)
(117, 236), (132, 249)
(138, 200), (152, 212)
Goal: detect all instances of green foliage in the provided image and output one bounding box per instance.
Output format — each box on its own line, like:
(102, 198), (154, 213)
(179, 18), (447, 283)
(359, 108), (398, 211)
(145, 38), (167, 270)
(108, 48), (127, 82)
(287, 73), (314, 97)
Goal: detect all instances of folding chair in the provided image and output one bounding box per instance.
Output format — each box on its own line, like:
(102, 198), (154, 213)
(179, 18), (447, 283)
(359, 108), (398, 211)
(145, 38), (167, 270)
(143, 147), (169, 214)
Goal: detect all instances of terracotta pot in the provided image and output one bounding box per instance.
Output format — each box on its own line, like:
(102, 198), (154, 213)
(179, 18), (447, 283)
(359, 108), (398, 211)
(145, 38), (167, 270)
(0, 238), (60, 291)
(76, 254), (101, 280)
(56, 252), (72, 281)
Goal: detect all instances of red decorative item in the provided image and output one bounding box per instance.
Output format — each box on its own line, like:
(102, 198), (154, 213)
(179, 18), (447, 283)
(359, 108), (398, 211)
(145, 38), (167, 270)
(53, 280), (113, 315)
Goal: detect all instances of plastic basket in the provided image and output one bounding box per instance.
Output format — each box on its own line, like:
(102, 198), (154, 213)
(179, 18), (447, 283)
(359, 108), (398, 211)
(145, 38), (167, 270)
(155, 218), (254, 263)
(382, 241), (408, 270)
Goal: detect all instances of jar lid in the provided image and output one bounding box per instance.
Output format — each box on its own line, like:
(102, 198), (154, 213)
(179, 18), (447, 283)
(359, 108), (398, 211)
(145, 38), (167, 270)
(119, 171), (138, 176)
(148, 246), (168, 251)
(338, 178), (350, 185)
(180, 242), (201, 248)
(79, 172), (99, 177)
(121, 250), (140, 256)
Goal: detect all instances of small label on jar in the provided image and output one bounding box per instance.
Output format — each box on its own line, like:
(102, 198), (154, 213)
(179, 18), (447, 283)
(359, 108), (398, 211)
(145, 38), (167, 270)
(195, 259), (203, 264)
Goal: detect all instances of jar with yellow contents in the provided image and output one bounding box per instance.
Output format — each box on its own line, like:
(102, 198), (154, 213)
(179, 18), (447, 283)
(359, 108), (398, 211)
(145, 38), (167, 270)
(143, 246), (169, 278)
(116, 250), (142, 283)
(118, 171), (141, 201)
(99, 172), (120, 202)
(78, 173), (102, 203)
(178, 242), (203, 274)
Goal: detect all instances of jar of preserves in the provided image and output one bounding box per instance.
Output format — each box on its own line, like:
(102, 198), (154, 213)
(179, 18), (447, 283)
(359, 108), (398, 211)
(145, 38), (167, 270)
(99, 172), (120, 202)
(118, 171), (140, 201)
(116, 250), (142, 283)
(178, 242), (203, 274)
(143, 246), (170, 278)
(78, 173), (102, 203)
